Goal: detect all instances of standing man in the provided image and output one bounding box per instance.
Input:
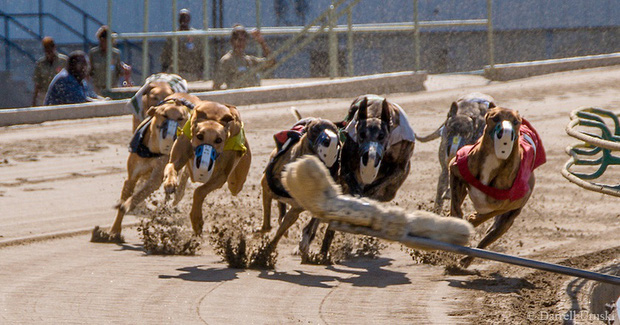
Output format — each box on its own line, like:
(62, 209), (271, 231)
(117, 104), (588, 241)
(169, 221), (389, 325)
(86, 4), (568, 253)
(44, 51), (103, 105)
(88, 25), (132, 95)
(213, 25), (276, 90)
(160, 8), (205, 81)
(32, 37), (67, 106)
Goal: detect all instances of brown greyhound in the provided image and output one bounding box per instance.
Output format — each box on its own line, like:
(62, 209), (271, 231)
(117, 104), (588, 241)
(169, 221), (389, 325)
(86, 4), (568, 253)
(163, 100), (252, 236)
(92, 93), (197, 242)
(449, 106), (546, 267)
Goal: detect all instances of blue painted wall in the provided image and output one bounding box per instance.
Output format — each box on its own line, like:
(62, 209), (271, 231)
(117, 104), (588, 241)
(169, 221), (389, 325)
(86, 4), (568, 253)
(1, 0), (619, 42)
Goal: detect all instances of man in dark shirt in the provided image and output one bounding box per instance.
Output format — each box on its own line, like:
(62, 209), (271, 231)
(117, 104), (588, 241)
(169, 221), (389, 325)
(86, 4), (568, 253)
(44, 51), (101, 105)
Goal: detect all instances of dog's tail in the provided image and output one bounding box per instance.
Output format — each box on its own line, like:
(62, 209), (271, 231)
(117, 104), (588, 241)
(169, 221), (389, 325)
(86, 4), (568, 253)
(415, 124), (444, 143)
(282, 155), (473, 247)
(290, 106), (303, 121)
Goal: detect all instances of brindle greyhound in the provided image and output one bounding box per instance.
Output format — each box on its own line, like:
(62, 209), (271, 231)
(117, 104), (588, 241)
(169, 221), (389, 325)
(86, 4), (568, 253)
(417, 93), (496, 212)
(300, 95), (416, 258)
(260, 115), (340, 261)
(449, 106), (546, 268)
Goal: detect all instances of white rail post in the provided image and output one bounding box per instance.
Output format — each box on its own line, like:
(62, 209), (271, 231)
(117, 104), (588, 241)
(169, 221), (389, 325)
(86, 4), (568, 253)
(106, 0), (113, 91)
(142, 0), (150, 83)
(172, 0), (179, 75)
(413, 0), (420, 71)
(487, 0), (495, 72)
(328, 2), (338, 79)
(203, 0), (210, 81)
(347, 6), (354, 76)
(255, 0), (263, 57)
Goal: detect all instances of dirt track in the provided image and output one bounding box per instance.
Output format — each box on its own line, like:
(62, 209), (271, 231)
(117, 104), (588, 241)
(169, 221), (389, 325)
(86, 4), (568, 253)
(1, 67), (619, 324)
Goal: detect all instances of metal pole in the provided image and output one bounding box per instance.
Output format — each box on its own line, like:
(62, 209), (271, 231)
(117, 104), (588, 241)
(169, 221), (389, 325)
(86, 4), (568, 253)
(142, 0), (150, 82)
(38, 0), (43, 37)
(255, 0), (262, 57)
(172, 0), (178, 75)
(328, 3), (338, 79)
(346, 7), (353, 77)
(4, 19), (9, 71)
(106, 0), (112, 91)
(414, 0), (420, 71)
(330, 223), (620, 286)
(486, 0), (495, 71)
(203, 0), (210, 80)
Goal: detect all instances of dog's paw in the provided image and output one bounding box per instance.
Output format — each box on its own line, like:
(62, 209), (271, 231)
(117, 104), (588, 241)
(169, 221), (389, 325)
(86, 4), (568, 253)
(458, 256), (475, 268)
(90, 226), (125, 244)
(258, 225), (272, 233)
(163, 181), (177, 195)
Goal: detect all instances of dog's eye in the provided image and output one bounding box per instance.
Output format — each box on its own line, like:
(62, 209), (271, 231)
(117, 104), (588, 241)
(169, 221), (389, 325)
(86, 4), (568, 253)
(359, 131), (367, 139)
(492, 116), (502, 123)
(215, 138), (223, 144)
(196, 134), (204, 141)
(377, 133), (385, 141)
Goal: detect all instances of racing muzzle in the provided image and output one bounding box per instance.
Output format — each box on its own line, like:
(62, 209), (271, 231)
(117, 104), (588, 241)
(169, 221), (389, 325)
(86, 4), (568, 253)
(158, 119), (179, 154)
(359, 141), (384, 185)
(492, 120), (516, 160)
(314, 129), (339, 168)
(192, 144), (218, 183)
(447, 135), (464, 158)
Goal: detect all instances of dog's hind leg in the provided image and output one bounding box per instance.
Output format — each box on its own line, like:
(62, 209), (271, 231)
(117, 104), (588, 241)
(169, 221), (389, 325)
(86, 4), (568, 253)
(299, 218), (320, 259)
(459, 209), (521, 268)
(278, 203), (287, 223)
(260, 174), (273, 232)
(268, 207), (304, 251)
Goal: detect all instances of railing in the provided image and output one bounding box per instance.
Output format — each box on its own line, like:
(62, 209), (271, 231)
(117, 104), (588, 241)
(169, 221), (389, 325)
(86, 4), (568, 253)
(111, 0), (494, 90)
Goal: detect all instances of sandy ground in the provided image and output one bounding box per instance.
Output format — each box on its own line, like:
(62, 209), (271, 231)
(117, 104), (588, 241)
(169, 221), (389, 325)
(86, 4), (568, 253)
(0, 67), (619, 324)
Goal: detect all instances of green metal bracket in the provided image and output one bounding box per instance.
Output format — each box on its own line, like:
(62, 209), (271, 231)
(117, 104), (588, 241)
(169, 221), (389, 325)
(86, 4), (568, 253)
(562, 107), (620, 197)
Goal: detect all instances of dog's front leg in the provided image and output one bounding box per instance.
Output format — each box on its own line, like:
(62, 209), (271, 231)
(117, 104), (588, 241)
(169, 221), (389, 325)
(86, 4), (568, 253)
(190, 175), (227, 236)
(460, 209), (521, 268)
(433, 164), (450, 213)
(449, 168), (468, 219)
(110, 159), (142, 235)
(164, 137), (192, 194)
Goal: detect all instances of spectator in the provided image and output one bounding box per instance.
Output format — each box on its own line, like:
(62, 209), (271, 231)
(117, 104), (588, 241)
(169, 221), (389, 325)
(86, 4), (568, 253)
(44, 51), (102, 105)
(213, 25), (276, 90)
(32, 37), (68, 106)
(160, 8), (205, 81)
(88, 25), (132, 95)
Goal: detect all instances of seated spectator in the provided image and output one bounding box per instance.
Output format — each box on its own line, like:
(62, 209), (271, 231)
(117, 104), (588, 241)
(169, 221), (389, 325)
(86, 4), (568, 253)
(32, 37), (68, 106)
(160, 8), (205, 81)
(44, 51), (103, 105)
(89, 25), (132, 95)
(213, 24), (276, 90)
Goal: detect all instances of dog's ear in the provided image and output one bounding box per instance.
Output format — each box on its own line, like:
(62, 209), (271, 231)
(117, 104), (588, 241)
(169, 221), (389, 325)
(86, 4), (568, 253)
(357, 97), (368, 121)
(448, 101), (458, 118)
(488, 101), (496, 109)
(222, 104), (242, 137)
(381, 99), (391, 127)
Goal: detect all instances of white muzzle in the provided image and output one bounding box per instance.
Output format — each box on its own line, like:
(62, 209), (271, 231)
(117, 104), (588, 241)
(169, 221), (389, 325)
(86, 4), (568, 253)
(315, 129), (339, 168)
(158, 120), (179, 154)
(359, 142), (383, 185)
(493, 120), (516, 160)
(192, 144), (217, 183)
